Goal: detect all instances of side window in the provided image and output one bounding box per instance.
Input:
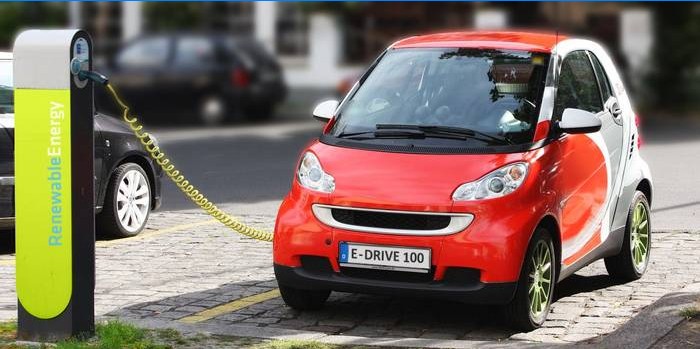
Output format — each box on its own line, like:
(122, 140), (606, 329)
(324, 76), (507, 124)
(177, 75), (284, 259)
(117, 37), (170, 69)
(553, 51), (604, 120)
(589, 52), (613, 102)
(173, 37), (216, 68)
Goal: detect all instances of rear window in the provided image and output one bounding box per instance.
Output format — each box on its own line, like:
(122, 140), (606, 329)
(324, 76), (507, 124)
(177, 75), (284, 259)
(225, 38), (278, 71)
(173, 37), (216, 67)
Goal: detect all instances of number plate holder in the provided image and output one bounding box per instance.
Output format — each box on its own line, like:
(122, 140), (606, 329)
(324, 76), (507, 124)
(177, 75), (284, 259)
(339, 242), (431, 273)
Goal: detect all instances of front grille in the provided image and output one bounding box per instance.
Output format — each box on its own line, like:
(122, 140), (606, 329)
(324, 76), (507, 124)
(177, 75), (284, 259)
(331, 208), (450, 231)
(340, 266), (436, 283)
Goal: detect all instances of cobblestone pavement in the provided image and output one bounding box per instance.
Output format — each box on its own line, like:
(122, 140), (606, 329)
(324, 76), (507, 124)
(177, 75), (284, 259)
(1, 211), (699, 346)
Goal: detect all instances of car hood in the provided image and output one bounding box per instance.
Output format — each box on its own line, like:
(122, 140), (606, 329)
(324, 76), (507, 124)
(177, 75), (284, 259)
(308, 141), (530, 211)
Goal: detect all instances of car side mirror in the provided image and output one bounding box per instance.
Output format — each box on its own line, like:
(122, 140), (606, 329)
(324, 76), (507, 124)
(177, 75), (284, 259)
(557, 108), (602, 134)
(312, 100), (339, 122)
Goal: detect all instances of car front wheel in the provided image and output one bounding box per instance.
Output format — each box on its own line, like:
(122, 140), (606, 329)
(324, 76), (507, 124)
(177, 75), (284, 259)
(505, 228), (556, 331)
(98, 163), (152, 237)
(279, 284), (330, 311)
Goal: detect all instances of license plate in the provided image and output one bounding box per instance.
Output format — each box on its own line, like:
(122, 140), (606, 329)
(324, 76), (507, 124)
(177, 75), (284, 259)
(339, 242), (431, 273)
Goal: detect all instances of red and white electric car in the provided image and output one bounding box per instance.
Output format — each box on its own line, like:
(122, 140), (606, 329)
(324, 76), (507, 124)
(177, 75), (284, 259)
(273, 32), (653, 330)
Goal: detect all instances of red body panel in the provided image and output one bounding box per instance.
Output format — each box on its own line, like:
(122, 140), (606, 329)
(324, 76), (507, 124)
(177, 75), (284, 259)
(392, 31), (565, 53)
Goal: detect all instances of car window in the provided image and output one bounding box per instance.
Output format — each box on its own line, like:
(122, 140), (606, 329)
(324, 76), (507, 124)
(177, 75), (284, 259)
(332, 48), (550, 146)
(116, 37), (170, 69)
(554, 51), (603, 120)
(173, 37), (216, 68)
(0, 60), (13, 113)
(588, 52), (613, 102)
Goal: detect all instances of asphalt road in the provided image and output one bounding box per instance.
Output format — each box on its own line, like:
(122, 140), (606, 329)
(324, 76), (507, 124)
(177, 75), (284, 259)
(152, 115), (700, 231)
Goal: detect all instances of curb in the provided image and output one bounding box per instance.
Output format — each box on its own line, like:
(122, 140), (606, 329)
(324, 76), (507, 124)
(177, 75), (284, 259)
(582, 283), (700, 349)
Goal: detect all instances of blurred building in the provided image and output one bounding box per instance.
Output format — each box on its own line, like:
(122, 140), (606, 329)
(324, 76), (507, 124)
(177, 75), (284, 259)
(69, 2), (653, 90)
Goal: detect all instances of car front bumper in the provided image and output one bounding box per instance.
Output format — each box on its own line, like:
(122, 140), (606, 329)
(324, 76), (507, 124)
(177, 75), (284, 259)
(274, 263), (516, 304)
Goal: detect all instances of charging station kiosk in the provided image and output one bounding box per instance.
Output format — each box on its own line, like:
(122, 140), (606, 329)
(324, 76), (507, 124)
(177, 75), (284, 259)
(13, 29), (95, 340)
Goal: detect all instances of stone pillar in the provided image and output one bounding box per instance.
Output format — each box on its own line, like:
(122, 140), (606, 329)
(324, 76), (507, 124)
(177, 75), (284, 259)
(254, 2), (277, 54)
(309, 13), (341, 79)
(68, 2), (81, 28)
(474, 9), (508, 29)
(621, 9), (653, 74)
(121, 2), (143, 42)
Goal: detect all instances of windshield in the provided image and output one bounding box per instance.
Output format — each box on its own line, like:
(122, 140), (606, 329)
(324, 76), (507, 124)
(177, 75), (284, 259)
(331, 48), (549, 146)
(0, 60), (12, 114)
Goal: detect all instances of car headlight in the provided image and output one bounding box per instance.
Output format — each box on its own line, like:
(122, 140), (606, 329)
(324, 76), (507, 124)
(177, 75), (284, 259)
(452, 162), (529, 201)
(297, 152), (335, 193)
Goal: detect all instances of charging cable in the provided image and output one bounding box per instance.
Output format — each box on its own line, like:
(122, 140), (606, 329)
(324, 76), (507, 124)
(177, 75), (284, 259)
(77, 70), (273, 242)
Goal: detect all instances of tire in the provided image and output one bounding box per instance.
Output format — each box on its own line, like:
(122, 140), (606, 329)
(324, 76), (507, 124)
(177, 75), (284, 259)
(98, 163), (152, 238)
(505, 228), (556, 331)
(199, 95), (228, 126)
(605, 191), (651, 281)
(279, 284), (330, 311)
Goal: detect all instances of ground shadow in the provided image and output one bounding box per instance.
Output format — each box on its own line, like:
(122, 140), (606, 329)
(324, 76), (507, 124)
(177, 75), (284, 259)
(107, 278), (518, 341)
(554, 273), (628, 301)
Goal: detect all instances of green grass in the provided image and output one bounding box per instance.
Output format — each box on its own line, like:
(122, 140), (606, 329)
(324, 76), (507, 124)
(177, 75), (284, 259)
(680, 307), (700, 319)
(0, 321), (17, 341)
(0, 320), (171, 349)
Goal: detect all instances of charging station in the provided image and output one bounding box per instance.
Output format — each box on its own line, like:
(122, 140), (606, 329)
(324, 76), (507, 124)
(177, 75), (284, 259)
(13, 29), (95, 340)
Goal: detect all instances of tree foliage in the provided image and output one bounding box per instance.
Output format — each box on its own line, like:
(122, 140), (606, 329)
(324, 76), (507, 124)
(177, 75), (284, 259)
(0, 3), (66, 49)
(648, 3), (700, 111)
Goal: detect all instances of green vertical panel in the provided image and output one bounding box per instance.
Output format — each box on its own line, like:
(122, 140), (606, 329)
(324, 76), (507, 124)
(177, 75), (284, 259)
(15, 89), (72, 319)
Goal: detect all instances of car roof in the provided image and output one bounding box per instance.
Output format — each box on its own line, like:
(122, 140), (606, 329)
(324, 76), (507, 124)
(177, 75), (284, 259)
(391, 31), (565, 53)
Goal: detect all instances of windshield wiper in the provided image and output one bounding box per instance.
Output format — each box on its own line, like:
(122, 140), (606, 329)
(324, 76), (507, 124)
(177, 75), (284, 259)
(337, 128), (425, 140)
(376, 124), (513, 145)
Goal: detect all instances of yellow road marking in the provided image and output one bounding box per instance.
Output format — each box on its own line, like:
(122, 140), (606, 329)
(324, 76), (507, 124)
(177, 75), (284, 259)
(0, 259), (14, 266)
(179, 288), (281, 324)
(97, 219), (217, 247)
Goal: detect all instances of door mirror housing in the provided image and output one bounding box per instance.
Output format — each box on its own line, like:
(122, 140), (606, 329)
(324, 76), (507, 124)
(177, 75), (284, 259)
(558, 108), (602, 134)
(312, 100), (339, 122)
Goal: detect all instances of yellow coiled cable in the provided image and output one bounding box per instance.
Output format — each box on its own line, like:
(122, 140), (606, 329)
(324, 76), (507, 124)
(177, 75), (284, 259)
(105, 83), (274, 242)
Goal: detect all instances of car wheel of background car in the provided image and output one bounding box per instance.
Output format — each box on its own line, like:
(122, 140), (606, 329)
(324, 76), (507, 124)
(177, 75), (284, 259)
(199, 95), (227, 126)
(505, 228), (556, 331)
(605, 191), (651, 281)
(98, 163), (151, 238)
(278, 284), (330, 311)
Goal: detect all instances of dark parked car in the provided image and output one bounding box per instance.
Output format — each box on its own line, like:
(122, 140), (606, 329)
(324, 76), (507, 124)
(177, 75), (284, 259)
(0, 54), (162, 237)
(96, 34), (287, 125)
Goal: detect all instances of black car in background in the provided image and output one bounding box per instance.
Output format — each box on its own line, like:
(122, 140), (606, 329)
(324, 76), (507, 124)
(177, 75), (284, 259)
(0, 54), (162, 237)
(97, 34), (287, 125)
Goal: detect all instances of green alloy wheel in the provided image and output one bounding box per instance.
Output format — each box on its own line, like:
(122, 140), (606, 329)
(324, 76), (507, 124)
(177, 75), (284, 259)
(506, 228), (556, 330)
(605, 191), (651, 281)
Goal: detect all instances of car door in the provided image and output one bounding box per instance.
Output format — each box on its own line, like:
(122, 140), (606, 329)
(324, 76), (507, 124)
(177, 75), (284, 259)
(93, 116), (109, 208)
(588, 52), (625, 193)
(552, 50), (610, 266)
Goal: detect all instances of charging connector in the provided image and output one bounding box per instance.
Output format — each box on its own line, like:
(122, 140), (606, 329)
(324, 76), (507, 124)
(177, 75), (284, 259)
(77, 70), (109, 86)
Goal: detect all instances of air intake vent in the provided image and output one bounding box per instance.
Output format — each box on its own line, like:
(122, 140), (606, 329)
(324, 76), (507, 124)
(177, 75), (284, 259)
(331, 208), (450, 231)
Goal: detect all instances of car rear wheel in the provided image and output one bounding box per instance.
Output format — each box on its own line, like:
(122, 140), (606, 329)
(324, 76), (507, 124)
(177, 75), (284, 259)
(279, 284), (330, 311)
(98, 163), (151, 238)
(505, 228), (556, 331)
(605, 191), (651, 281)
(199, 95), (227, 126)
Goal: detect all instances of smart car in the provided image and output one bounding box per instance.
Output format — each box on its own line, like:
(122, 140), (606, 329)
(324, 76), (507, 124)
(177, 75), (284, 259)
(273, 32), (653, 330)
(0, 53), (162, 237)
